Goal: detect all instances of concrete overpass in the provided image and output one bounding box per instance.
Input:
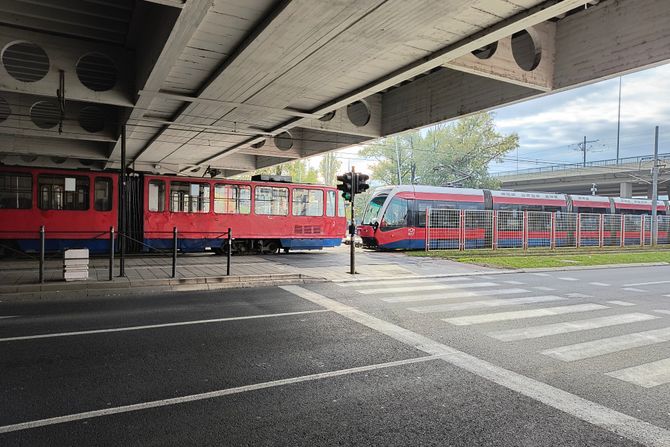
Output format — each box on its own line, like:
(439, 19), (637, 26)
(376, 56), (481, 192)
(1, 0), (670, 176)
(494, 154), (670, 197)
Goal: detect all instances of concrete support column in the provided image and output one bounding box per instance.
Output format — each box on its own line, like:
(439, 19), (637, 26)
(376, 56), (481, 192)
(620, 182), (633, 198)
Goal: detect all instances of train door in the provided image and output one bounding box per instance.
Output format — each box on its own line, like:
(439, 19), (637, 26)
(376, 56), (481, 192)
(378, 196), (411, 248)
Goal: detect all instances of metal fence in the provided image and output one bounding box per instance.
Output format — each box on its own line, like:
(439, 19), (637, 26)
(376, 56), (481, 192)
(425, 210), (670, 251)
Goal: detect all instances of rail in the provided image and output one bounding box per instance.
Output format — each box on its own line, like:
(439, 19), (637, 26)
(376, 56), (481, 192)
(491, 152), (670, 177)
(0, 227), (233, 284)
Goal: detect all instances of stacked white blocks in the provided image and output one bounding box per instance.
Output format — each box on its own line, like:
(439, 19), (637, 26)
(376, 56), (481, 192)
(63, 248), (89, 281)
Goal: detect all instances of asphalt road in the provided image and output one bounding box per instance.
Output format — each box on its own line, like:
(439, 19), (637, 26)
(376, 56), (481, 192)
(1, 265), (670, 446)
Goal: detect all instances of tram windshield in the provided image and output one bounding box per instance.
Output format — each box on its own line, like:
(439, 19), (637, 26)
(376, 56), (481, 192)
(361, 194), (388, 224)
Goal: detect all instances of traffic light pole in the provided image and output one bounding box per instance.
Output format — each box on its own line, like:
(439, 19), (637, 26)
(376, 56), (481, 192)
(350, 167), (356, 275)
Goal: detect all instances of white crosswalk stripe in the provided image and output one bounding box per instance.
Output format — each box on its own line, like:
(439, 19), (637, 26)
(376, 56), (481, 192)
(382, 288), (528, 304)
(443, 304), (608, 326)
(336, 277), (472, 287)
(606, 358), (670, 388)
(488, 313), (658, 342)
(359, 282), (498, 295)
(534, 286), (555, 291)
(408, 295), (566, 313)
(606, 301), (636, 307)
(542, 326), (670, 362)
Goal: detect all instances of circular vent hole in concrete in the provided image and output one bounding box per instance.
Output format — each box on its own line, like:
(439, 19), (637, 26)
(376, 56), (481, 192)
(77, 52), (117, 92)
(2, 42), (50, 82)
(274, 132), (293, 151)
(0, 97), (10, 123)
(472, 42), (498, 60)
(319, 111), (335, 122)
(511, 30), (541, 72)
(30, 100), (60, 129)
(347, 100), (370, 127)
(79, 106), (105, 133)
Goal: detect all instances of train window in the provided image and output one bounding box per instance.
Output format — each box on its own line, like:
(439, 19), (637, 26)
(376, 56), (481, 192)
(38, 175), (89, 210)
(380, 197), (408, 231)
(214, 184), (251, 214)
(326, 190), (336, 217)
(361, 194), (387, 224)
(170, 182), (210, 213)
(0, 173), (32, 209)
(148, 180), (165, 212)
(94, 178), (112, 211)
(255, 186), (288, 215)
(337, 195), (345, 217)
(292, 188), (323, 216)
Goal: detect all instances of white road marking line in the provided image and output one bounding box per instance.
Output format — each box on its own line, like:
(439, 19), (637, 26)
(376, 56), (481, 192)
(336, 277), (472, 287)
(566, 293), (593, 298)
(443, 304), (608, 326)
(0, 315), (19, 320)
(532, 273), (550, 277)
(558, 277), (579, 281)
(503, 280), (525, 285)
(359, 282), (498, 295)
(654, 310), (670, 315)
(590, 282), (611, 287)
(488, 313), (658, 342)
(542, 326), (670, 362)
(623, 288), (646, 293)
(382, 288), (529, 304)
(0, 310), (328, 343)
(607, 301), (636, 307)
(623, 280), (670, 287)
(664, 295), (670, 298)
(0, 354), (444, 434)
(606, 358), (670, 388)
(534, 286), (556, 291)
(408, 296), (566, 314)
(281, 285), (670, 447)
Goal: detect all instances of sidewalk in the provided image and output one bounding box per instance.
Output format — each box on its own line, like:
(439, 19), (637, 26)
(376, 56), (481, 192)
(0, 247), (496, 299)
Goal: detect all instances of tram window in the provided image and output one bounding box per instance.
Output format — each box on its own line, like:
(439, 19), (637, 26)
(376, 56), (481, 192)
(214, 184), (251, 214)
(326, 190), (336, 217)
(0, 173), (32, 209)
(361, 194), (387, 224)
(94, 177), (113, 211)
(170, 182), (210, 213)
(380, 197), (408, 231)
(338, 194), (346, 217)
(293, 188), (323, 216)
(38, 175), (89, 210)
(255, 186), (288, 215)
(148, 180), (165, 212)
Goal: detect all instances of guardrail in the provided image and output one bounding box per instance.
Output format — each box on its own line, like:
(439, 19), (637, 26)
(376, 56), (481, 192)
(425, 210), (668, 251)
(491, 152), (670, 177)
(0, 227), (233, 284)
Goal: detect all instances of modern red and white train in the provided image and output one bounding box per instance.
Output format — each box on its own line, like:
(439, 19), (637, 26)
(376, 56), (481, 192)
(356, 185), (668, 250)
(0, 166), (346, 254)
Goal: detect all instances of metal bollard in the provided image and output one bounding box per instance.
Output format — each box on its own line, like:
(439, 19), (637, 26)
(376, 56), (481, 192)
(39, 225), (45, 284)
(109, 226), (115, 281)
(172, 227), (178, 278)
(227, 228), (232, 276)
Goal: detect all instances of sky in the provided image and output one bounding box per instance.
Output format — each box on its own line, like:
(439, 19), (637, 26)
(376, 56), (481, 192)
(309, 62), (670, 178)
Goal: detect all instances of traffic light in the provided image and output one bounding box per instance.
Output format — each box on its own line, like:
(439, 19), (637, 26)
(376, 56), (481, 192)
(337, 172), (353, 201)
(354, 173), (370, 194)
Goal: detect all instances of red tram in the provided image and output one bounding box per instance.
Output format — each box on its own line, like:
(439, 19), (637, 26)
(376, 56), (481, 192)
(357, 185), (669, 250)
(0, 167), (346, 254)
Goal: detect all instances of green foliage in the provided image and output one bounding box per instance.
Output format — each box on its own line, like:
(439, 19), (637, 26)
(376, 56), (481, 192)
(360, 112), (518, 188)
(318, 152), (342, 186)
(241, 159), (319, 184)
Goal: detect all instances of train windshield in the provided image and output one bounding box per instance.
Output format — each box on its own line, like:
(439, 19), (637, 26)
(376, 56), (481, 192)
(362, 194), (387, 224)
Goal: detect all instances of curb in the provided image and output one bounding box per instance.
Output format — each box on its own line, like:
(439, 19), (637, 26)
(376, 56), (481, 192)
(0, 274), (323, 301)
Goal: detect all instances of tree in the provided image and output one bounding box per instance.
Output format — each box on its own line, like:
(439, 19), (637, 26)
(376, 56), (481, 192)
(239, 159), (318, 183)
(360, 112), (518, 189)
(318, 152), (342, 186)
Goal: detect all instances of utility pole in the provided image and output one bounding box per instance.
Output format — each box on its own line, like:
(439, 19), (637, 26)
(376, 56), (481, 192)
(616, 77), (622, 164)
(651, 126), (660, 246)
(394, 138), (402, 185)
(577, 136), (599, 167)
